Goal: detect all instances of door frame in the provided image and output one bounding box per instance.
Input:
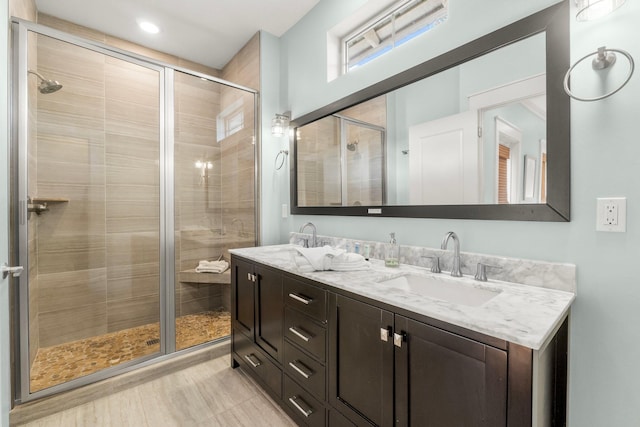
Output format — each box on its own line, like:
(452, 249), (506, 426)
(1, 0), (11, 423)
(11, 18), (171, 403)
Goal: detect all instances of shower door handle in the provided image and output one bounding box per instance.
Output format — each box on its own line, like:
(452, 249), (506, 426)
(1, 263), (24, 279)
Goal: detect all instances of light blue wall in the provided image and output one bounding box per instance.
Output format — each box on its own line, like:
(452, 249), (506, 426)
(262, 0), (640, 425)
(1, 0), (11, 423)
(259, 31), (291, 246)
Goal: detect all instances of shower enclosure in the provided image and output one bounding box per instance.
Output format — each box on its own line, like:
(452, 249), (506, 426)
(11, 19), (258, 402)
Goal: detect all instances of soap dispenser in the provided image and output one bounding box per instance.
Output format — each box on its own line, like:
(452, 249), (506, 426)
(385, 232), (399, 268)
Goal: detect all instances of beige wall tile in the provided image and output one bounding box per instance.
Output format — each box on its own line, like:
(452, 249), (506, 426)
(106, 232), (160, 268)
(10, 0), (36, 21)
(38, 268), (107, 312)
(37, 13), (105, 42)
(107, 294), (160, 332)
(38, 234), (106, 274)
(39, 303), (107, 347)
(107, 262), (160, 301)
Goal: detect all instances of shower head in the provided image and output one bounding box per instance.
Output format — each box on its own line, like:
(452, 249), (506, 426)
(28, 70), (63, 94)
(346, 140), (358, 151)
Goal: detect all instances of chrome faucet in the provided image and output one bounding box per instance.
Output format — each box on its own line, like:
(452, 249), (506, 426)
(299, 222), (317, 248)
(441, 231), (462, 277)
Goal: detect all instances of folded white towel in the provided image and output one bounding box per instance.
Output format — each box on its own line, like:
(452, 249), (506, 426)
(195, 260), (229, 274)
(293, 255), (315, 273)
(294, 247), (370, 272)
(329, 252), (371, 271)
(295, 246), (344, 270)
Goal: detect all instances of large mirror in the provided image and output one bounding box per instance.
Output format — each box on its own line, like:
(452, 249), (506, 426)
(291, 1), (569, 221)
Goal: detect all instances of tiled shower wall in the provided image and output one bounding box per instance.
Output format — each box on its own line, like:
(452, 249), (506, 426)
(34, 26), (161, 348)
(27, 14), (258, 348)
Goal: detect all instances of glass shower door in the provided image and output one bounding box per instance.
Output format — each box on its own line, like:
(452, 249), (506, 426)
(173, 71), (256, 350)
(16, 28), (164, 396)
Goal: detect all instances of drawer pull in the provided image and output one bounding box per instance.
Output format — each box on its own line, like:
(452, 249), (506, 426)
(288, 396), (313, 418)
(288, 361), (313, 379)
(288, 326), (311, 342)
(244, 353), (261, 368)
(288, 293), (312, 305)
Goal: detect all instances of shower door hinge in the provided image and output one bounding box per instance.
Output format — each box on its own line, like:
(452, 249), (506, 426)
(478, 126), (483, 138)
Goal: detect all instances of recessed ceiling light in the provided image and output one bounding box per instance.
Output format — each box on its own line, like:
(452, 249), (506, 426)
(139, 21), (160, 34)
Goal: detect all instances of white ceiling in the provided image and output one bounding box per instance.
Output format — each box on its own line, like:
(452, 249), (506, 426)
(34, 0), (320, 69)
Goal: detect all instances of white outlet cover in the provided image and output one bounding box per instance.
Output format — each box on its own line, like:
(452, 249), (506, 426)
(596, 197), (626, 232)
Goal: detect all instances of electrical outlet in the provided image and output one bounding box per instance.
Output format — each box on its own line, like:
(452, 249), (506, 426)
(596, 197), (626, 232)
(281, 204), (288, 218)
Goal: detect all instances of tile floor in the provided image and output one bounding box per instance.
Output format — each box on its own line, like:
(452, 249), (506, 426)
(15, 355), (296, 427)
(30, 311), (231, 392)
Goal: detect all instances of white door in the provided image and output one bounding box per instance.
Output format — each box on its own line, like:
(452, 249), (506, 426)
(408, 110), (479, 204)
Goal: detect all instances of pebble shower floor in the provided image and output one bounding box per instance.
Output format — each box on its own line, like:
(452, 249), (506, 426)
(29, 310), (231, 392)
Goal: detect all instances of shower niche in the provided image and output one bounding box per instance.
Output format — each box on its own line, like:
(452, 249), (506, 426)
(12, 18), (258, 401)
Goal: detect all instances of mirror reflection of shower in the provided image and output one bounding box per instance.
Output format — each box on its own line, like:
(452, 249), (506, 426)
(28, 69), (63, 94)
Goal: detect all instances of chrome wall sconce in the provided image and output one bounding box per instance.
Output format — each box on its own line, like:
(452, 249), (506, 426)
(564, 0), (634, 101)
(195, 160), (213, 185)
(271, 113), (290, 137)
(575, 0), (626, 21)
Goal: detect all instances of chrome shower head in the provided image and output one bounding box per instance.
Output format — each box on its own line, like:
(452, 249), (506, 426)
(28, 70), (63, 94)
(347, 140), (358, 151)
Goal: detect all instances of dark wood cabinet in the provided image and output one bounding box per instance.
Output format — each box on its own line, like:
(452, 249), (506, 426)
(329, 293), (394, 427)
(231, 256), (284, 395)
(255, 264), (284, 362)
(394, 315), (507, 427)
(330, 294), (508, 427)
(232, 257), (255, 341)
(231, 256), (568, 427)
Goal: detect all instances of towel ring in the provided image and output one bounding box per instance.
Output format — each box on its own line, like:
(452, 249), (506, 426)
(275, 149), (289, 170)
(563, 46), (635, 102)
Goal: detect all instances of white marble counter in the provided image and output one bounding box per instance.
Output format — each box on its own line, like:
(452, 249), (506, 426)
(229, 244), (575, 350)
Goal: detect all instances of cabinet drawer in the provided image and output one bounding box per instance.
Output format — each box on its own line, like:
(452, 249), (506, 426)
(284, 341), (326, 400)
(284, 277), (327, 323)
(284, 375), (326, 427)
(285, 307), (326, 362)
(233, 331), (282, 399)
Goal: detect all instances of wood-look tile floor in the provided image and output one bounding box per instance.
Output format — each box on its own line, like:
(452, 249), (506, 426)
(15, 355), (297, 427)
(30, 311), (231, 392)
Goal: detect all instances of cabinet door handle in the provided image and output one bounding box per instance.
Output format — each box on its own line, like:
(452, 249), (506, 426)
(288, 326), (311, 342)
(247, 272), (251, 281)
(393, 331), (406, 348)
(380, 326), (392, 342)
(288, 292), (312, 305)
(288, 396), (313, 418)
(288, 361), (313, 379)
(244, 353), (261, 368)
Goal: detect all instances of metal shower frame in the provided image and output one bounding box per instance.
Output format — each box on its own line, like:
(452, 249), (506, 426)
(10, 17), (260, 403)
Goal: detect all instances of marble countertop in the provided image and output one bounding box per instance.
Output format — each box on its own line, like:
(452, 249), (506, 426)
(229, 244), (575, 350)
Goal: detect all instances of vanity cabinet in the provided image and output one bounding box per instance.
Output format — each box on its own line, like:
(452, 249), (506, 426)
(329, 294), (507, 427)
(231, 257), (284, 397)
(231, 255), (568, 427)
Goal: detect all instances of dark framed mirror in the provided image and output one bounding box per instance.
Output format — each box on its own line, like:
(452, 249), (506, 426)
(290, 1), (569, 221)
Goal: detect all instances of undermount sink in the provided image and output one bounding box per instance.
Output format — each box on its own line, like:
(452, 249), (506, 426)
(378, 274), (501, 307)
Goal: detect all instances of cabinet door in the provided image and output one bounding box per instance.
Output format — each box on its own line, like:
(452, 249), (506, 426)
(394, 316), (507, 427)
(329, 294), (394, 427)
(232, 257), (255, 340)
(255, 265), (284, 362)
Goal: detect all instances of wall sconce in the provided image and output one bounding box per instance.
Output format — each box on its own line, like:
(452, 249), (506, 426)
(195, 160), (213, 185)
(575, 0), (626, 21)
(271, 113), (290, 137)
